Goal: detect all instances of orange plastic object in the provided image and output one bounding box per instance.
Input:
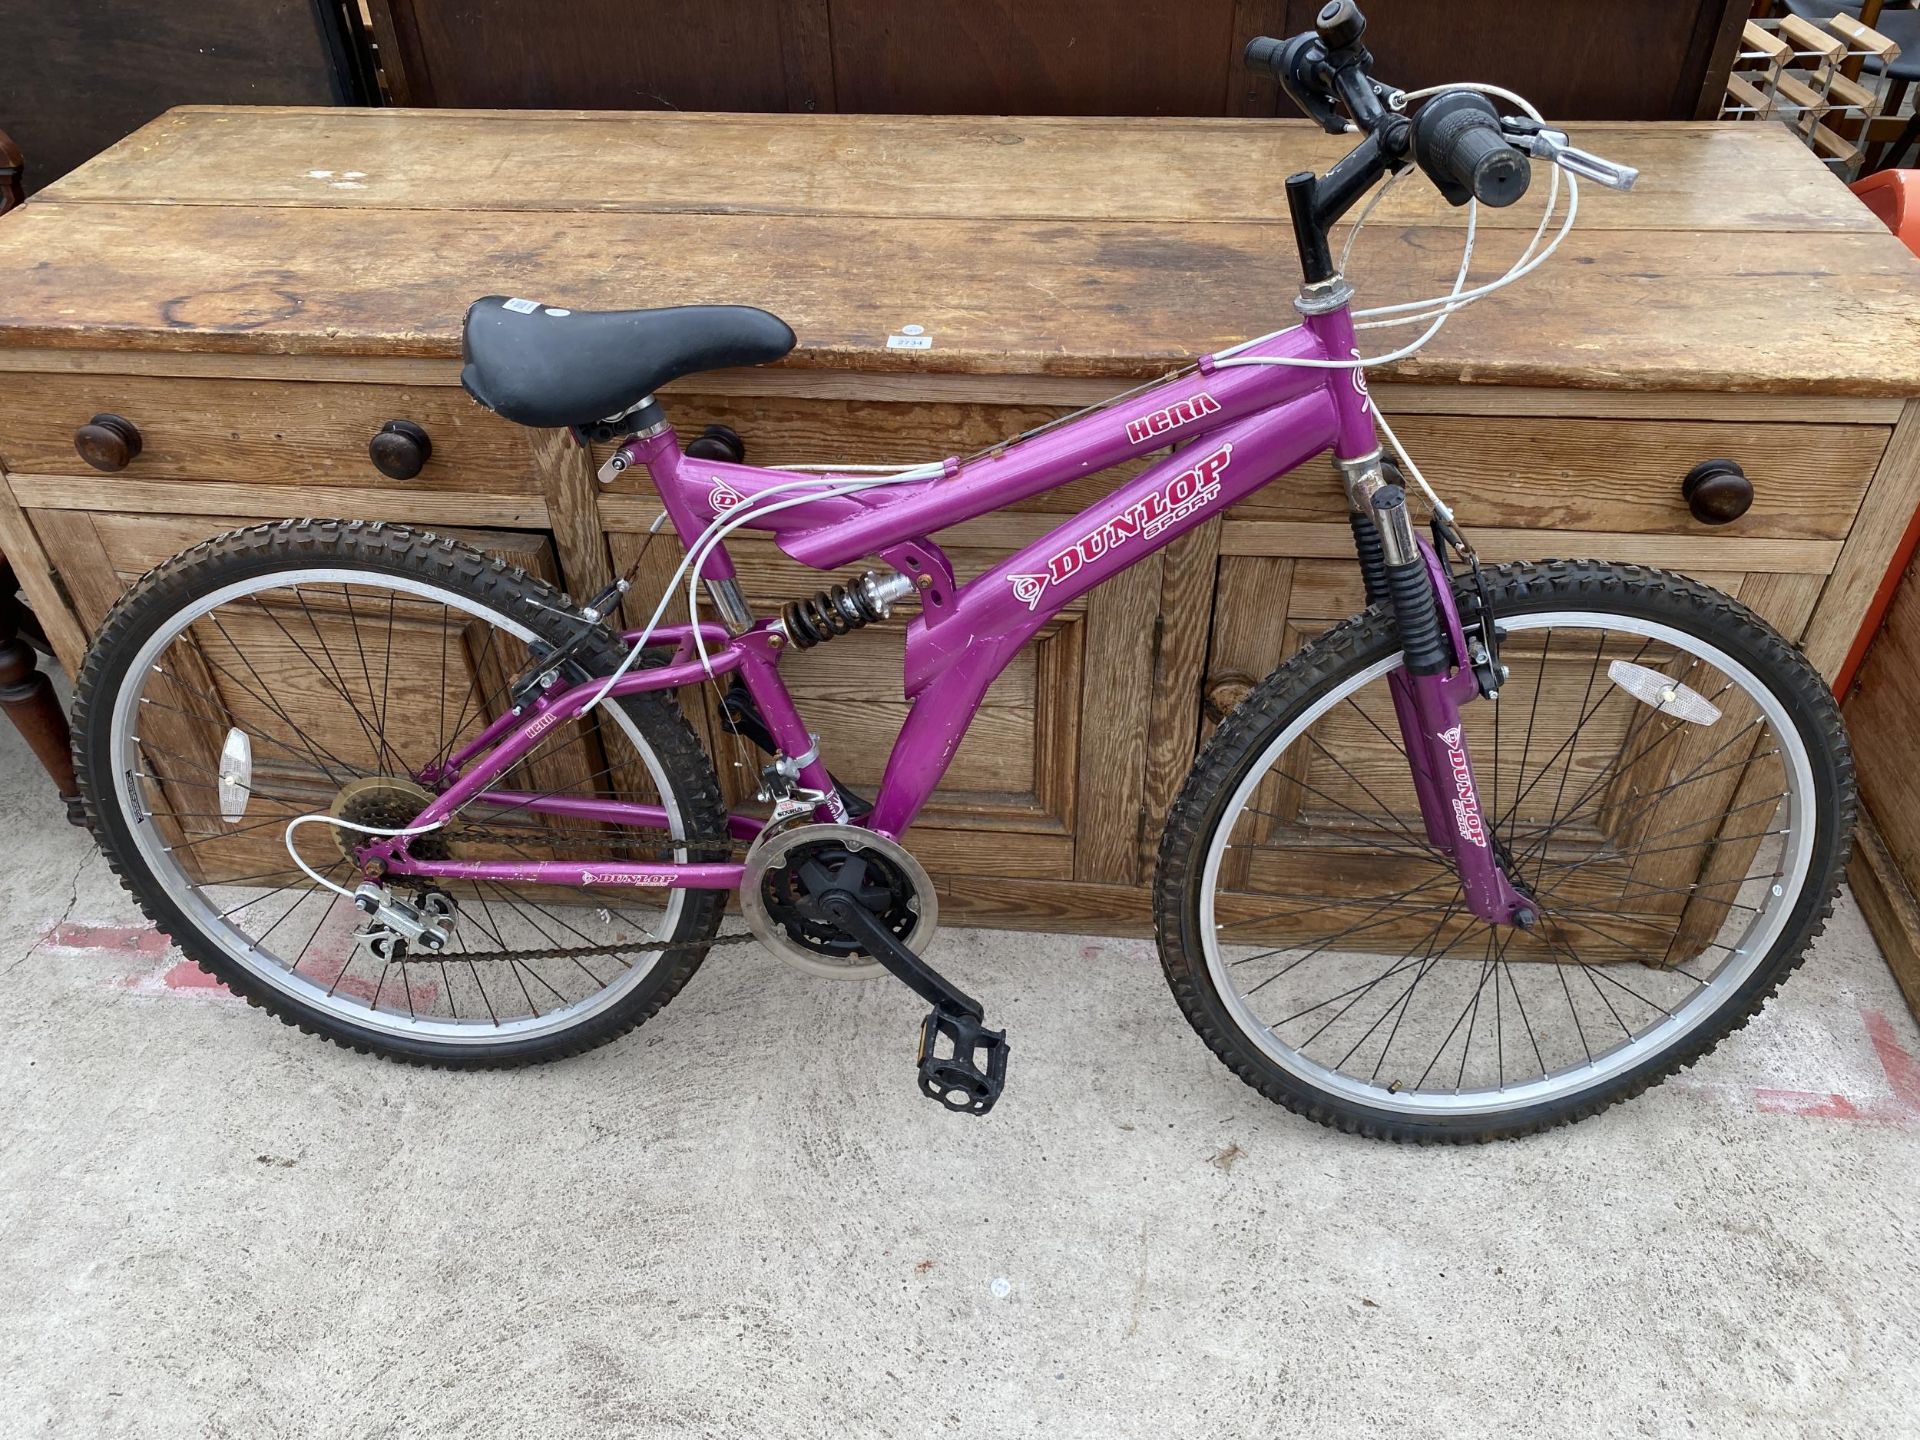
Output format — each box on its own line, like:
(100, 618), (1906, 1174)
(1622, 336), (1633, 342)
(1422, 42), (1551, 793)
(1851, 170), (1920, 257)
(1833, 170), (1920, 699)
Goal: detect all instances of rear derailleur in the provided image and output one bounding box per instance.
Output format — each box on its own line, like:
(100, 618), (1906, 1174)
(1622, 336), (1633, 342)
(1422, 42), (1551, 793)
(351, 882), (455, 962)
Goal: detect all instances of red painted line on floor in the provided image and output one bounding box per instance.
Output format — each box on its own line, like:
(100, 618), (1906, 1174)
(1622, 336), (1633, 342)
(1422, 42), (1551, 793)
(1751, 1009), (1920, 1126)
(1753, 1088), (1866, 1120)
(159, 960), (226, 991)
(44, 922), (170, 957)
(1863, 1009), (1920, 1114)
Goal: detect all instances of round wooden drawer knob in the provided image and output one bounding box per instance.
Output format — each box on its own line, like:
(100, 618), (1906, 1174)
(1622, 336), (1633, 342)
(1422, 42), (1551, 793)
(73, 413), (142, 472)
(1204, 670), (1257, 724)
(369, 419), (432, 479)
(1682, 458), (1753, 526)
(685, 424), (746, 464)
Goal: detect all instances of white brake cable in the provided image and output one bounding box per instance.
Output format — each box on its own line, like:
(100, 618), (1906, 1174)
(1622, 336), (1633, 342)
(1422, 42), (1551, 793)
(1216, 83), (1573, 362)
(279, 471), (942, 878)
(274, 477), (931, 878)
(761, 462), (944, 473)
(1351, 83), (1572, 329)
(283, 812), (449, 902)
(678, 465), (945, 674)
(1339, 162), (1413, 274)
(1219, 192), (1480, 374)
(579, 462), (946, 714)
(1210, 82), (1576, 520)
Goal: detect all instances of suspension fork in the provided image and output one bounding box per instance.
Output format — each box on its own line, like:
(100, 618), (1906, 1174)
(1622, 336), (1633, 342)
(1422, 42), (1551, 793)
(1344, 464), (1534, 928)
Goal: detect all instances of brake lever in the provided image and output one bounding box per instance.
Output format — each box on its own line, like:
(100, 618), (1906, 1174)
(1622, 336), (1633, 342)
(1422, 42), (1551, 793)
(1273, 35), (1350, 135)
(1499, 117), (1638, 191)
(1531, 132), (1639, 191)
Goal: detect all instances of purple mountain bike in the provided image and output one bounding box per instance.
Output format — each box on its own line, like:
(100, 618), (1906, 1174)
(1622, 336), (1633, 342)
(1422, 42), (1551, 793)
(74, 3), (1853, 1141)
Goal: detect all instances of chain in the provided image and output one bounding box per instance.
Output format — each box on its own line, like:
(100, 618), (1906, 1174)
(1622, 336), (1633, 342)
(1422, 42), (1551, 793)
(398, 927), (763, 968)
(437, 817), (744, 852)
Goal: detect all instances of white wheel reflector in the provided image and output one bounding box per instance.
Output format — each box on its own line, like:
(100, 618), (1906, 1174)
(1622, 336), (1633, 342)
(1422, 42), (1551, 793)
(1607, 660), (1721, 725)
(217, 727), (253, 822)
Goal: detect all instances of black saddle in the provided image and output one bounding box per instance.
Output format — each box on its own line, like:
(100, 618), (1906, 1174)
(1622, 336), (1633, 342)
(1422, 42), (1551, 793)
(460, 296), (796, 429)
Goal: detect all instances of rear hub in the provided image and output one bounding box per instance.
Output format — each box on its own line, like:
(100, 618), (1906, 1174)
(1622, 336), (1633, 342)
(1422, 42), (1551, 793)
(329, 776), (453, 865)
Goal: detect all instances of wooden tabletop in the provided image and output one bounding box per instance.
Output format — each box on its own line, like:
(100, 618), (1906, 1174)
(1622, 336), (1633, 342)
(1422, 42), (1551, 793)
(1, 106), (1917, 395)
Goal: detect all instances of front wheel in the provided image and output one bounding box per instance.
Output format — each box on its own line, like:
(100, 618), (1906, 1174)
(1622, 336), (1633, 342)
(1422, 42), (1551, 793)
(1154, 560), (1854, 1143)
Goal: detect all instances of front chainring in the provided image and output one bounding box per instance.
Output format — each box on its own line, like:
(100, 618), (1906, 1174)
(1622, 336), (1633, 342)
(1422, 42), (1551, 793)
(740, 823), (938, 980)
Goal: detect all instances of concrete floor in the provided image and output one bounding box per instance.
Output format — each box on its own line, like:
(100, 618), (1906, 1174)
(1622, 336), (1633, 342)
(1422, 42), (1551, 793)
(2, 716), (1918, 1439)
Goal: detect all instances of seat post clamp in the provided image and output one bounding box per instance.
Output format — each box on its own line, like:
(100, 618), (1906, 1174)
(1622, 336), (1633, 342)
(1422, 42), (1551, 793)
(571, 395), (669, 451)
(596, 447), (635, 485)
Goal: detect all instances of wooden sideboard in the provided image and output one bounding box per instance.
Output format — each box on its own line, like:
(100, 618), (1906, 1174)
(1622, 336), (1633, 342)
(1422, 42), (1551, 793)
(1, 107), (1917, 935)
(1844, 546), (1920, 1023)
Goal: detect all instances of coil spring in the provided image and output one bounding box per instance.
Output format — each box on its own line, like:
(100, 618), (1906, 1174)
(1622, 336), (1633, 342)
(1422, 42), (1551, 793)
(781, 580), (887, 649)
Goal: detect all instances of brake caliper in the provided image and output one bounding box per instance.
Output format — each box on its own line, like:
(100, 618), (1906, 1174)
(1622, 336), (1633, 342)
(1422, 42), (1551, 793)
(1436, 516), (1505, 700)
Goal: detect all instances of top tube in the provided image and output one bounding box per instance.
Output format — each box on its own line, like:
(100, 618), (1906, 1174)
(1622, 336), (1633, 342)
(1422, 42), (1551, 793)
(641, 320), (1345, 574)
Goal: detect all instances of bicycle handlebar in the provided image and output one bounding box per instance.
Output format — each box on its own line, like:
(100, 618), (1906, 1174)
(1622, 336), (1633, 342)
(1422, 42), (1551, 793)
(1244, 1), (1535, 209)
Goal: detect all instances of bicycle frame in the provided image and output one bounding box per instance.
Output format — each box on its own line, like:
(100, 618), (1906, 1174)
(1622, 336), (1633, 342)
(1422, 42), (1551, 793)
(376, 295), (1532, 927)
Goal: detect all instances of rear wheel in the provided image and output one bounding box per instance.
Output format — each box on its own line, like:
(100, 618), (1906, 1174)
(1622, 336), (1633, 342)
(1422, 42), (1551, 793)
(1155, 561), (1853, 1142)
(74, 520), (729, 1067)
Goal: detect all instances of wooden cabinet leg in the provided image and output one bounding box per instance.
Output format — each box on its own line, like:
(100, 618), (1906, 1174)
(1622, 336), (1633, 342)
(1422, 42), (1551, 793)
(0, 127), (22, 216)
(0, 566), (83, 824)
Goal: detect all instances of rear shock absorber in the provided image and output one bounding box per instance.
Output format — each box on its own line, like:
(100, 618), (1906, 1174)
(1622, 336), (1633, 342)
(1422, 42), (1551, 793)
(779, 570), (918, 649)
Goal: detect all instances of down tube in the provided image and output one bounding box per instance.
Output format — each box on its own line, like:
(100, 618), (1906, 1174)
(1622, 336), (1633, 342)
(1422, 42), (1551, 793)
(867, 387), (1340, 837)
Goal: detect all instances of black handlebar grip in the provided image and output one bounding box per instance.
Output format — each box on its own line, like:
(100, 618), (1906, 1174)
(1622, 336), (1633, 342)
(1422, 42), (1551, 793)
(1244, 35), (1287, 75)
(1413, 92), (1531, 208)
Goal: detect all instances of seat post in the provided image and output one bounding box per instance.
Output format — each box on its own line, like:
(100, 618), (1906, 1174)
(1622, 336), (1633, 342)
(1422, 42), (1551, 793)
(706, 578), (756, 634)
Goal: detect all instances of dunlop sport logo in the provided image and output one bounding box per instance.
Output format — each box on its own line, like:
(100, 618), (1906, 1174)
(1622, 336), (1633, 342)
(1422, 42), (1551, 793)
(1438, 724), (1488, 848)
(1007, 443), (1232, 611)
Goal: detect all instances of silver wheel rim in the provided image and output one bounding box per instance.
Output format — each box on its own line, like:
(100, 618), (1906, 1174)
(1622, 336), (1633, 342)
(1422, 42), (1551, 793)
(1197, 609), (1818, 1119)
(107, 566), (691, 1045)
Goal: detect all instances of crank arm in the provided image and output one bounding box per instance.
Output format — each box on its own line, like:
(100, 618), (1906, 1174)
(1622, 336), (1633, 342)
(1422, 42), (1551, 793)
(815, 878), (1008, 1115)
(815, 881), (982, 1018)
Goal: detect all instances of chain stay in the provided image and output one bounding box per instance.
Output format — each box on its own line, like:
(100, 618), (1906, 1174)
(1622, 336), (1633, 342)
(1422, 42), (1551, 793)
(371, 818), (748, 966)
(388, 927), (760, 968)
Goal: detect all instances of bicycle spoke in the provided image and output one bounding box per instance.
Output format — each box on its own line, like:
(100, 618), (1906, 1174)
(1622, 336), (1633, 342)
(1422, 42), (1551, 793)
(97, 552), (707, 1046)
(1193, 595), (1829, 1124)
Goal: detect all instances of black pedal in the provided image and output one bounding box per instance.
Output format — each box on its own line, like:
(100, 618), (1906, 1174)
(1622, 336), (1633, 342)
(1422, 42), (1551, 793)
(917, 1007), (1009, 1115)
(818, 866), (1006, 1114)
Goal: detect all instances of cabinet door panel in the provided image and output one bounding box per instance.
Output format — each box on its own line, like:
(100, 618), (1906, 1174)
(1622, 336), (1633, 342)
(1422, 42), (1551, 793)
(1201, 544), (1823, 962)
